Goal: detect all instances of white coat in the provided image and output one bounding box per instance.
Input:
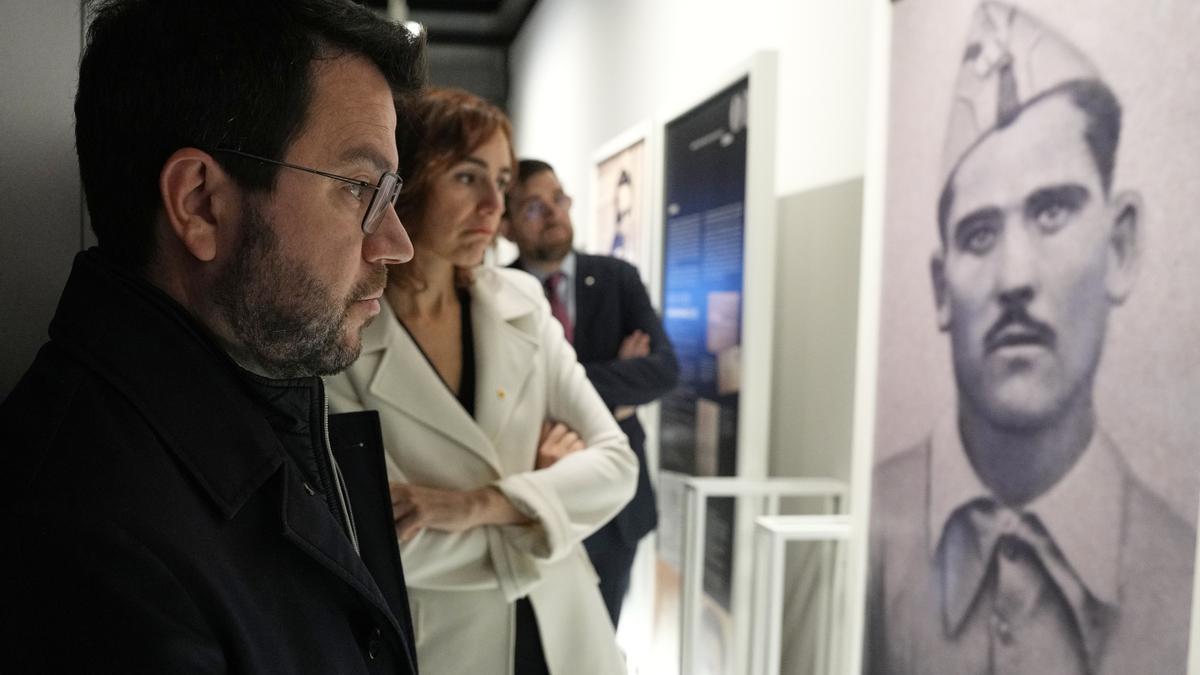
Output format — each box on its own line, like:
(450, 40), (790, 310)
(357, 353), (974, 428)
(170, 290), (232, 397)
(326, 266), (637, 675)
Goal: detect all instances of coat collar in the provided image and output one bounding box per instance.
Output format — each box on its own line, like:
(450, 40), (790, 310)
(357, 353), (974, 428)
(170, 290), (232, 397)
(359, 267), (540, 475)
(50, 251), (410, 652)
(928, 412), (1124, 608)
(513, 250), (577, 287)
(929, 411), (1124, 664)
(570, 252), (598, 355)
(48, 250), (286, 519)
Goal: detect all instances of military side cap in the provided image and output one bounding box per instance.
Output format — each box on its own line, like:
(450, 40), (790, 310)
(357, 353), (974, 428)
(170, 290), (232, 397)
(942, 2), (1101, 187)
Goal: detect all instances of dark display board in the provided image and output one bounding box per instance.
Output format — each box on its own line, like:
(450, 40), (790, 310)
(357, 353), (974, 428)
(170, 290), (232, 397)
(659, 77), (750, 609)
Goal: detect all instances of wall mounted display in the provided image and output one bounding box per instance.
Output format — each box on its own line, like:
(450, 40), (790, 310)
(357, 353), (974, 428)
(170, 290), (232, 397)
(654, 51), (777, 675)
(659, 77), (750, 615)
(857, 2), (1200, 673)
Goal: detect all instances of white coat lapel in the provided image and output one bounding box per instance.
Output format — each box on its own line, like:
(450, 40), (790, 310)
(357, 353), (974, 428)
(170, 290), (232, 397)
(471, 269), (540, 446)
(362, 299), (504, 474)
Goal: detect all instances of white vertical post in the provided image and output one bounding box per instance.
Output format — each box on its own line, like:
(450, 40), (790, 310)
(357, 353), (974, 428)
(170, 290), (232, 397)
(764, 534), (786, 675)
(680, 484), (707, 674)
(766, 493), (781, 517)
(830, 533), (849, 675)
(750, 524), (770, 675)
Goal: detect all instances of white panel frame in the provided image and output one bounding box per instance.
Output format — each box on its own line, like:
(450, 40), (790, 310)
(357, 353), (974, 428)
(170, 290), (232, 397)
(842, 1), (894, 673)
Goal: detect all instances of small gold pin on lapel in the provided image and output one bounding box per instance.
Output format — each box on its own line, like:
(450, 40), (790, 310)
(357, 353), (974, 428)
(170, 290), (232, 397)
(497, 388), (506, 399)
(585, 275), (596, 286)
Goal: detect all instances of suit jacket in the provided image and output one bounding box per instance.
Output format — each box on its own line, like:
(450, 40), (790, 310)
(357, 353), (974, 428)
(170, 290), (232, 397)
(0, 250), (417, 674)
(326, 265), (637, 675)
(512, 252), (678, 545)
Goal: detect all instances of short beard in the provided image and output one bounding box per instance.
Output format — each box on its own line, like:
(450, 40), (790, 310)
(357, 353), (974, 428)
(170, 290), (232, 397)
(530, 234), (573, 264)
(211, 203), (386, 378)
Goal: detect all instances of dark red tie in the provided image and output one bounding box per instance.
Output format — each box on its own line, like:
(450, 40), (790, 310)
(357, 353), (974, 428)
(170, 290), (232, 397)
(544, 272), (574, 344)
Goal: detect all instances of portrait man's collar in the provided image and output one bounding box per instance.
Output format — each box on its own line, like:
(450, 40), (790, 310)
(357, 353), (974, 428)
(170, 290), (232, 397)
(929, 411), (1124, 653)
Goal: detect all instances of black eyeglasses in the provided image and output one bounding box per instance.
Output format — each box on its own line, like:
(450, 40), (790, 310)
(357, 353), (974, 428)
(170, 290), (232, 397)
(519, 192), (573, 225)
(213, 148), (402, 234)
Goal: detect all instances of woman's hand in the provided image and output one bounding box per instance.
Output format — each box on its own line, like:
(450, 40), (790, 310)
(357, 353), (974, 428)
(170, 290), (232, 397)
(535, 421), (585, 470)
(390, 483), (531, 542)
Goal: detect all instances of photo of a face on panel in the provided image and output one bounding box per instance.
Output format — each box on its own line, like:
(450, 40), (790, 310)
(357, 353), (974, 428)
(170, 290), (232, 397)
(863, 2), (1200, 674)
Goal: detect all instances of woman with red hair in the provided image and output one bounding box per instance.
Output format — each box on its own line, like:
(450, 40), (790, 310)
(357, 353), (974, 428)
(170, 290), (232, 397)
(328, 87), (635, 674)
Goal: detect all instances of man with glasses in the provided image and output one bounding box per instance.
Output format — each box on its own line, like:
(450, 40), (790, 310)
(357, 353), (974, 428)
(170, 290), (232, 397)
(504, 159), (679, 627)
(0, 2), (424, 672)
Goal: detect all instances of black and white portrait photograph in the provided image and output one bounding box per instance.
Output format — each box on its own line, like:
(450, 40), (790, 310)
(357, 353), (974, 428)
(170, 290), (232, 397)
(865, 1), (1200, 673)
(591, 137), (647, 272)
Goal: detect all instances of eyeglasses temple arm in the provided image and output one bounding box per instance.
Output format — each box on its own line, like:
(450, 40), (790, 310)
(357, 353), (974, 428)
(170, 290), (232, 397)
(213, 148), (375, 191)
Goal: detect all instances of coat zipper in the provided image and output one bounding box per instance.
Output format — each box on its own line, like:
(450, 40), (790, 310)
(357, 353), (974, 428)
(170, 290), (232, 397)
(321, 384), (360, 555)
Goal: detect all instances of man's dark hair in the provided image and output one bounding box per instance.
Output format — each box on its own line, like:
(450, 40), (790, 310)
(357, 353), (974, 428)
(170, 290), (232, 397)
(516, 158), (555, 184)
(937, 78), (1122, 241)
(76, 0), (426, 270)
(504, 158), (556, 215)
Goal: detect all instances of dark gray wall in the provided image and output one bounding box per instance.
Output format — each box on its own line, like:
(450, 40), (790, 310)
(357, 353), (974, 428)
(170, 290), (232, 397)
(426, 42), (508, 109)
(1, 0), (84, 399)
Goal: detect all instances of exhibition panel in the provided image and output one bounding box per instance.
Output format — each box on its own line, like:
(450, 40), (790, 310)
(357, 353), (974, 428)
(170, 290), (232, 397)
(653, 51), (780, 675)
(850, 2), (1200, 674)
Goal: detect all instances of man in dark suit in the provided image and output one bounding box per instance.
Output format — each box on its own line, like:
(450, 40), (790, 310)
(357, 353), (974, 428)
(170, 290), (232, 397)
(504, 159), (679, 626)
(0, 2), (424, 672)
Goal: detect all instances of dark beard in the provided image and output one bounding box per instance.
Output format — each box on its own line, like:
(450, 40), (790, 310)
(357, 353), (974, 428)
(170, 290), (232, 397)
(211, 204), (386, 378)
(529, 222), (573, 263)
(531, 239), (573, 263)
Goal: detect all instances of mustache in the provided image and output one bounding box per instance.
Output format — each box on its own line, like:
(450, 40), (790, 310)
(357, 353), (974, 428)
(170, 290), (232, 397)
(349, 264), (388, 303)
(983, 307), (1057, 353)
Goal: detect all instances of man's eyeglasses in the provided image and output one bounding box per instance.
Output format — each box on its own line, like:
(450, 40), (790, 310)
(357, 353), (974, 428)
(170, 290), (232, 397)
(519, 193), (572, 225)
(213, 148), (402, 234)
